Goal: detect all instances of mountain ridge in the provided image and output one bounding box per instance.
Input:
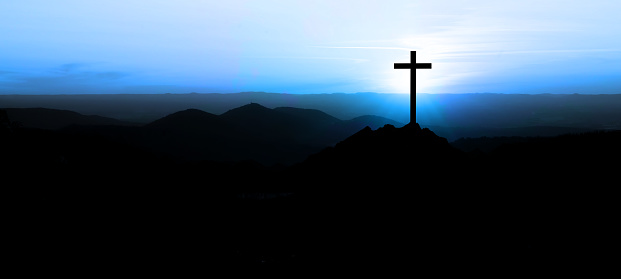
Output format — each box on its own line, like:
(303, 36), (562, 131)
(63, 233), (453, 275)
(145, 108), (219, 129)
(18, 104), (403, 165)
(3, 108), (135, 130)
(143, 103), (405, 164)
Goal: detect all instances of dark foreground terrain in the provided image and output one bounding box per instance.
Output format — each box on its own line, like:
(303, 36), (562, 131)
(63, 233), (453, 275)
(3, 107), (620, 275)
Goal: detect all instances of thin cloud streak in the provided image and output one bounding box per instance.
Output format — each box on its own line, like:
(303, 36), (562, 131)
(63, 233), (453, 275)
(438, 48), (621, 57)
(312, 46), (413, 51)
(248, 56), (368, 63)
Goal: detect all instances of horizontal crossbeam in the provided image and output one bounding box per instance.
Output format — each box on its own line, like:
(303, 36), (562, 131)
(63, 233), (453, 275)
(394, 63), (432, 69)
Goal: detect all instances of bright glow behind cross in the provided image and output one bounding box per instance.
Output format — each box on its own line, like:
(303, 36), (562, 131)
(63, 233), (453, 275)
(394, 51), (432, 124)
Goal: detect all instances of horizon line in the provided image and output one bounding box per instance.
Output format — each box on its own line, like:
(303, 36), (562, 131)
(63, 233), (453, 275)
(2, 92), (620, 96)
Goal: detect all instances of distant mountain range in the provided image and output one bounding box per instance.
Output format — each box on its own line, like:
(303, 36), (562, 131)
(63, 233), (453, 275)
(0, 92), (410, 124)
(3, 103), (403, 165)
(3, 92), (620, 141)
(3, 108), (136, 130)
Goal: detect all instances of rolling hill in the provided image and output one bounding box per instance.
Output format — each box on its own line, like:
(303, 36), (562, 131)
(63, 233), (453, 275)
(139, 103), (404, 164)
(3, 104), (403, 165)
(3, 108), (135, 130)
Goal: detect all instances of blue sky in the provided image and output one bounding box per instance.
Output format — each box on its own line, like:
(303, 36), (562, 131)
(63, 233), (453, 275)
(1, 0), (620, 94)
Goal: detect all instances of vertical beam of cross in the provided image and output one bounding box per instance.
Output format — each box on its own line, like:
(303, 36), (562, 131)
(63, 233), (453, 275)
(394, 51), (432, 124)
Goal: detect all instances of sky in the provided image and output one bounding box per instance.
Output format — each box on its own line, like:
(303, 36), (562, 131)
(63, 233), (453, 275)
(1, 0), (620, 95)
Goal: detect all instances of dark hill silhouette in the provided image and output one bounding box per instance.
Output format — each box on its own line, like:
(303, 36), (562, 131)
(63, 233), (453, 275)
(298, 123), (463, 180)
(220, 102), (274, 118)
(220, 103), (355, 145)
(490, 130), (621, 177)
(0, 109), (11, 133)
(287, 124), (621, 273)
(139, 103), (404, 164)
(344, 114), (407, 130)
(219, 103), (305, 142)
(481, 130), (621, 271)
(273, 106), (342, 126)
(145, 108), (219, 130)
(53, 103), (403, 165)
(430, 125), (597, 142)
(3, 108), (134, 130)
(2, 104), (405, 165)
(142, 108), (235, 141)
(4, 105), (619, 274)
(289, 123), (482, 272)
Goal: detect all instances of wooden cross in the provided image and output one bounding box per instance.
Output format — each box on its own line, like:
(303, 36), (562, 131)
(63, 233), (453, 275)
(394, 51), (432, 124)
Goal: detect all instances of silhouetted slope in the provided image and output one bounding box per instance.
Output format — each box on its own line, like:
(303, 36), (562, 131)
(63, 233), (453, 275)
(300, 123), (463, 178)
(345, 115), (404, 130)
(291, 123), (483, 273)
(220, 103), (300, 141)
(484, 130), (621, 269)
(145, 108), (219, 130)
(273, 106), (342, 126)
(290, 125), (621, 273)
(138, 104), (403, 164)
(432, 125), (597, 142)
(141, 104), (331, 163)
(219, 102), (273, 121)
(7, 104), (401, 165)
(219, 103), (344, 142)
(490, 130), (621, 179)
(3, 108), (133, 130)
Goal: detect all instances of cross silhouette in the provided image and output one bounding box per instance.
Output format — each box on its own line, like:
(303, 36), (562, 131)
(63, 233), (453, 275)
(394, 51), (432, 124)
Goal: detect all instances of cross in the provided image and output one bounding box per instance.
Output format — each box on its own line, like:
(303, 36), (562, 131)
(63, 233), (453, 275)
(394, 51), (432, 124)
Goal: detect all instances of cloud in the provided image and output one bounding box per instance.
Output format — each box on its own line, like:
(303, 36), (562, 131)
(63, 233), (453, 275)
(249, 55), (368, 63)
(48, 63), (128, 80)
(0, 63), (130, 94)
(312, 46), (412, 51)
(54, 63), (89, 74)
(436, 48), (621, 58)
